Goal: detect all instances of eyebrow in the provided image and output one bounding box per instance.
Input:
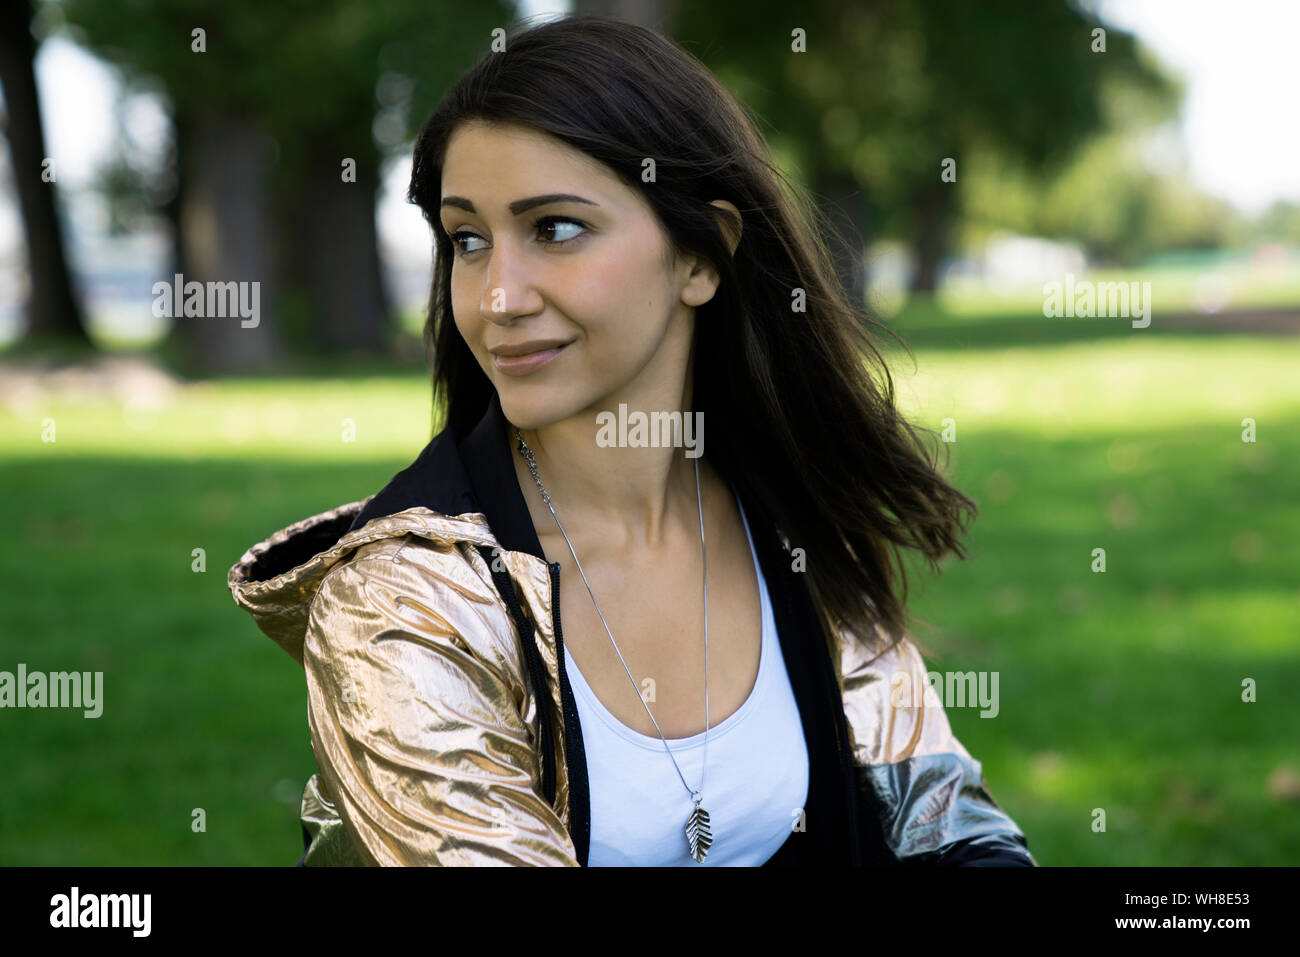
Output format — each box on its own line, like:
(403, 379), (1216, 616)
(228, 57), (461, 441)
(439, 193), (599, 216)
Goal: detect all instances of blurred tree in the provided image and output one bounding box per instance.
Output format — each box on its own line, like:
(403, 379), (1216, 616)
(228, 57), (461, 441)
(1255, 200), (1300, 246)
(958, 69), (1245, 267)
(676, 0), (1178, 296)
(58, 0), (512, 373)
(0, 0), (90, 345)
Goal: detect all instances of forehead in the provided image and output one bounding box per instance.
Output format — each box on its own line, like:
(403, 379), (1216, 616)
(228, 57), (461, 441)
(440, 120), (623, 208)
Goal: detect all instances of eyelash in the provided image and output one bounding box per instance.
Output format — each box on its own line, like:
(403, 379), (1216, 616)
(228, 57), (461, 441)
(445, 216), (588, 258)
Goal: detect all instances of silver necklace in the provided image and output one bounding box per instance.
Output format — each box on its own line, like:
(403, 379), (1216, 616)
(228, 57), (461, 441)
(515, 427), (712, 863)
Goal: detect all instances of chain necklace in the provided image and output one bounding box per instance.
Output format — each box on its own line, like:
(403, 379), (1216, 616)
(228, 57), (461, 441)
(515, 427), (713, 863)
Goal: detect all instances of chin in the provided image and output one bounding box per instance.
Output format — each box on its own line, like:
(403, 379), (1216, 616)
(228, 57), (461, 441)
(494, 381), (591, 433)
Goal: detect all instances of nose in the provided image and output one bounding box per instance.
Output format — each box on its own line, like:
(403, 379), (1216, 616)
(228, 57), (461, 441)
(479, 239), (542, 325)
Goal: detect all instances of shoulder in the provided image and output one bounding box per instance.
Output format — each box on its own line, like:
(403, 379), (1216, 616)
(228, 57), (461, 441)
(308, 533), (526, 695)
(837, 623), (969, 767)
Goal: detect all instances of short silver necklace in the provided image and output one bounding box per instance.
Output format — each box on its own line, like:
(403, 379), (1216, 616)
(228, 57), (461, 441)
(515, 427), (713, 863)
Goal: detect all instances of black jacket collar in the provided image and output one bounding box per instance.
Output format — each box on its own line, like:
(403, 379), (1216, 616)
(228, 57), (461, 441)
(346, 391), (547, 564)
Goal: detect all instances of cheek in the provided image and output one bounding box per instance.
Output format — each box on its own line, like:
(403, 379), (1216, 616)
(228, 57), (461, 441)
(449, 277), (480, 347)
(577, 237), (674, 336)
(604, 231), (669, 294)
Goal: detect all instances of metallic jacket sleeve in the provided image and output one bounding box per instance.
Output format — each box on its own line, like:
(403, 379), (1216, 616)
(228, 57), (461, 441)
(302, 542), (580, 866)
(839, 630), (1037, 866)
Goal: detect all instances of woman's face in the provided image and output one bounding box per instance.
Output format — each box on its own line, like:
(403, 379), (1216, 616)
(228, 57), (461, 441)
(438, 119), (728, 431)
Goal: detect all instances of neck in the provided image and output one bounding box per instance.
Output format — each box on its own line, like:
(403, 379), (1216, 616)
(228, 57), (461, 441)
(507, 386), (707, 555)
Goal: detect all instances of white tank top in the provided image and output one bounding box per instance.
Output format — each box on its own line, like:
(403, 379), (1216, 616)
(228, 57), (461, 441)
(562, 495), (810, 866)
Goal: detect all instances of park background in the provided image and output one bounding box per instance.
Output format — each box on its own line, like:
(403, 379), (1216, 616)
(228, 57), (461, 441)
(0, 0), (1297, 865)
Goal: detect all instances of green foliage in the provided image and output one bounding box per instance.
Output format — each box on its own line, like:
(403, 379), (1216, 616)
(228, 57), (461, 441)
(677, 0), (1176, 241)
(1255, 201), (1300, 245)
(56, 0), (515, 143)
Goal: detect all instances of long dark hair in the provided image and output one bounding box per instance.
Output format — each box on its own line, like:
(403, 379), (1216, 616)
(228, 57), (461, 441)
(406, 14), (977, 660)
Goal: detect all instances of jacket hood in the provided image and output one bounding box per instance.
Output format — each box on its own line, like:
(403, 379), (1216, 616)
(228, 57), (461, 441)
(228, 391), (549, 666)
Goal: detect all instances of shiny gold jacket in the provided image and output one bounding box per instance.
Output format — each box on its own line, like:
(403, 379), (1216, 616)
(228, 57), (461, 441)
(228, 393), (1036, 866)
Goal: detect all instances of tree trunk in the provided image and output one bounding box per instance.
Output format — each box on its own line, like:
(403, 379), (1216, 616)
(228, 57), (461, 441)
(279, 144), (390, 355)
(0, 0), (90, 344)
(172, 110), (280, 373)
(163, 112), (188, 292)
(907, 179), (951, 295)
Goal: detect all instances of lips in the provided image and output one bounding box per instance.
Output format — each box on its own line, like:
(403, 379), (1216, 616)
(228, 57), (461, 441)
(490, 340), (573, 376)
(487, 338), (575, 357)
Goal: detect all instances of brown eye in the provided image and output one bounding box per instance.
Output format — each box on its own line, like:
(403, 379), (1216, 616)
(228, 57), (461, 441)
(447, 231), (486, 257)
(535, 216), (587, 244)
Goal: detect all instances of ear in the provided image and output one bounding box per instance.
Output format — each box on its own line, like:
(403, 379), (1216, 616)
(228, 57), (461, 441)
(709, 199), (742, 256)
(681, 200), (743, 308)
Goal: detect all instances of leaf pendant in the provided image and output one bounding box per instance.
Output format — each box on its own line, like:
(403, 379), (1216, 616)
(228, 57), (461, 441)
(685, 804), (713, 863)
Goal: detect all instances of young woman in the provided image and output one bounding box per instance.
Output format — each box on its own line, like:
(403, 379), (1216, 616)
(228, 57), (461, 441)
(229, 14), (1035, 867)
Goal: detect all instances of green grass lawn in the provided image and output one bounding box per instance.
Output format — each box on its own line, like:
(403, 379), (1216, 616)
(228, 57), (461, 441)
(1, 330), (1297, 864)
